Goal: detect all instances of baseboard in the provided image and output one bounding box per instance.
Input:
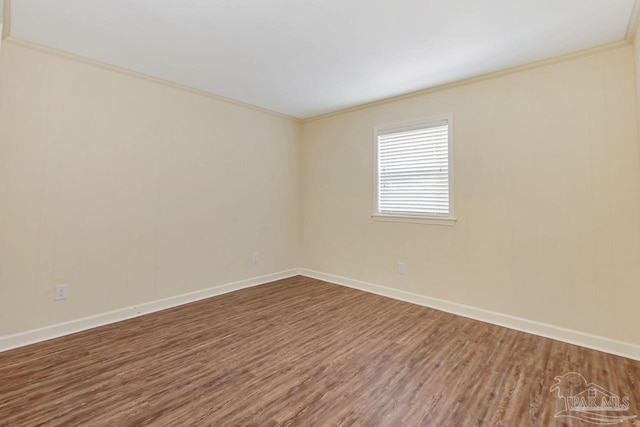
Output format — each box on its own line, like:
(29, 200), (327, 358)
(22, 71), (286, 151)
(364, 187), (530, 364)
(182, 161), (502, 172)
(0, 269), (301, 353)
(299, 269), (640, 361)
(4, 268), (638, 361)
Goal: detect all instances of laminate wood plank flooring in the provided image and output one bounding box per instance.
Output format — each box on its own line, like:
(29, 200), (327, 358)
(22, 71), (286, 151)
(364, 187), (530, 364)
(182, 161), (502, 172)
(1, 276), (639, 426)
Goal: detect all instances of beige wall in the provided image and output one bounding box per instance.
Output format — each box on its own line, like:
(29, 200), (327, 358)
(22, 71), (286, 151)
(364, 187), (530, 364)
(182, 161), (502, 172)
(0, 41), (301, 336)
(301, 45), (640, 345)
(1, 36), (639, 350)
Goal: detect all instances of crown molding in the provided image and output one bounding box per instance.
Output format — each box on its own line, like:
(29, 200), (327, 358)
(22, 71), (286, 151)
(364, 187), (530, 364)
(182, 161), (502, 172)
(3, 37), (302, 123)
(3, 4), (635, 125)
(303, 40), (631, 123)
(626, 0), (640, 42)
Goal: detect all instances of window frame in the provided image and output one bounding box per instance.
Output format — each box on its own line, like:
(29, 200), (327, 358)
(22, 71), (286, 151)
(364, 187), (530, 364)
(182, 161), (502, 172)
(372, 114), (456, 225)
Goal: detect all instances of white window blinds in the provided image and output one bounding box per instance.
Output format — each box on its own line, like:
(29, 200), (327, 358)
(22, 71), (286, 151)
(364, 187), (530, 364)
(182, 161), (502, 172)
(377, 119), (451, 217)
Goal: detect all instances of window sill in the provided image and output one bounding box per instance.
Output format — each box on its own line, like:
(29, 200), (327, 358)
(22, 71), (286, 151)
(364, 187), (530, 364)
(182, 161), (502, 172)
(371, 214), (457, 226)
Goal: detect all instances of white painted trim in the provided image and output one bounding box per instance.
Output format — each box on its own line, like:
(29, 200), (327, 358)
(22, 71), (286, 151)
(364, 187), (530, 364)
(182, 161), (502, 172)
(0, 269), (300, 352)
(373, 114), (456, 224)
(371, 214), (457, 226)
(627, 0), (640, 43)
(4, 267), (638, 361)
(2, 34), (632, 123)
(299, 269), (640, 361)
(1, 38), (301, 123)
(304, 40), (631, 123)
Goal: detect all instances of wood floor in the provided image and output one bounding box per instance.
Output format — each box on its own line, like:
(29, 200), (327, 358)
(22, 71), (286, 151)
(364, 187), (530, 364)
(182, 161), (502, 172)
(1, 276), (639, 426)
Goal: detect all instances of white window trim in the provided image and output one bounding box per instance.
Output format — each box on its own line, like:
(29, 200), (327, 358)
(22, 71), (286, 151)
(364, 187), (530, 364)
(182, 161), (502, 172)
(372, 114), (456, 225)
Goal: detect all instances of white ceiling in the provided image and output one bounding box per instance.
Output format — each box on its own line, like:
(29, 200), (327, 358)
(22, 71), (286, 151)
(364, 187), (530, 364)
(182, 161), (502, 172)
(9, 0), (637, 119)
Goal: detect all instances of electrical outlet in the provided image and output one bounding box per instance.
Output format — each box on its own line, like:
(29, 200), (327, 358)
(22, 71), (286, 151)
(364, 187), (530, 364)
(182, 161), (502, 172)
(55, 284), (68, 300)
(398, 262), (405, 274)
(252, 252), (259, 263)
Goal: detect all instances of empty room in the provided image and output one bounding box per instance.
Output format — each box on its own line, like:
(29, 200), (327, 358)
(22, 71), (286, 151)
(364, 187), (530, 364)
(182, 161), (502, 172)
(1, 0), (640, 425)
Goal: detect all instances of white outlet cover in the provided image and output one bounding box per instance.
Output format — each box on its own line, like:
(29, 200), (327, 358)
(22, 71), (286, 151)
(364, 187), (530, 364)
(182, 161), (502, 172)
(55, 284), (68, 300)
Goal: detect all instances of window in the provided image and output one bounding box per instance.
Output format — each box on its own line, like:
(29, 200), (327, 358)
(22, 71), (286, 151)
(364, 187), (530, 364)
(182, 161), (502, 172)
(373, 115), (455, 225)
